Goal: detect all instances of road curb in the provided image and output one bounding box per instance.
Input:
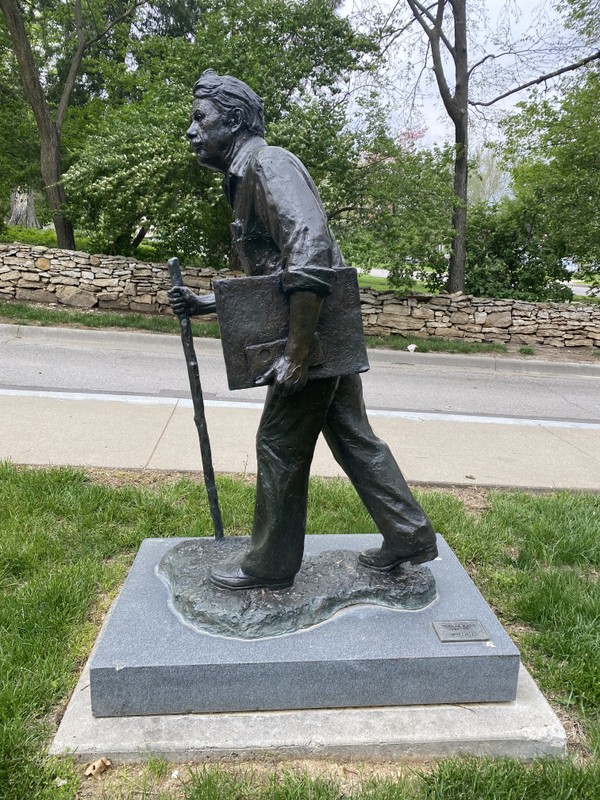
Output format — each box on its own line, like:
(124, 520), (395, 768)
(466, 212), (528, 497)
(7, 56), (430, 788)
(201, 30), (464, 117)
(367, 348), (600, 378)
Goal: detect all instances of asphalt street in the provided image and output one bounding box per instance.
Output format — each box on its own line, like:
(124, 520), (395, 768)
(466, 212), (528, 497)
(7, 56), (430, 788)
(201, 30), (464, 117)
(1, 324), (600, 424)
(1, 324), (599, 489)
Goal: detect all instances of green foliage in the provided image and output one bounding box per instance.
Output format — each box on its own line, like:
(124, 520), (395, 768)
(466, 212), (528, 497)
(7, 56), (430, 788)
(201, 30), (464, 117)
(330, 113), (455, 289)
(0, 224), (94, 250)
(62, 0), (378, 263)
(0, 20), (44, 220)
(500, 68), (600, 285)
(560, 0), (600, 44)
(462, 201), (573, 301)
(0, 226), (58, 247)
(0, 300), (221, 338)
(365, 334), (507, 355)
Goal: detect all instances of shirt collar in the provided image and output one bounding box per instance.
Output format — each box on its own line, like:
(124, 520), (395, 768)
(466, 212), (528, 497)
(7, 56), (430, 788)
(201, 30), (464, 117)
(228, 135), (267, 179)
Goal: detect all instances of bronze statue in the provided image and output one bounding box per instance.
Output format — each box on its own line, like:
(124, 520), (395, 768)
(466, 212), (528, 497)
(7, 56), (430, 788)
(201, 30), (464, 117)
(169, 70), (438, 590)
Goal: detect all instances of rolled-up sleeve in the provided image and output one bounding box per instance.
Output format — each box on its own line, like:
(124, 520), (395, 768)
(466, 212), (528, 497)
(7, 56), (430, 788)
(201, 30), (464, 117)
(252, 149), (336, 296)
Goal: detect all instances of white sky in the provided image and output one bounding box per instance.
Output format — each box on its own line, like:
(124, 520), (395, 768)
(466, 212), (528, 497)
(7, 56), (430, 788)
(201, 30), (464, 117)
(341, 1), (576, 147)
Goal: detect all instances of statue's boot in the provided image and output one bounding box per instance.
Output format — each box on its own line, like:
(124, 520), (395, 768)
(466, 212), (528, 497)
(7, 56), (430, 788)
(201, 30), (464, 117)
(210, 564), (294, 591)
(358, 541), (439, 572)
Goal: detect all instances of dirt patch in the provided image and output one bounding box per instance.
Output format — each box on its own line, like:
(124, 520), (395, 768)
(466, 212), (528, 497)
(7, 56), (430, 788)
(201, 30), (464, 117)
(74, 757), (431, 799)
(440, 485), (491, 516)
(82, 467), (202, 490)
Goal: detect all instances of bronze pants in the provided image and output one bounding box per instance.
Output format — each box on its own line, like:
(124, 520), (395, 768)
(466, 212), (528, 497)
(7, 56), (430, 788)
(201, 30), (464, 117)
(241, 373), (436, 580)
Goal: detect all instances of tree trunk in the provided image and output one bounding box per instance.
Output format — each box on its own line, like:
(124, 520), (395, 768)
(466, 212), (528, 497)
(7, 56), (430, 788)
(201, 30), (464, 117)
(447, 114), (468, 292)
(1, 0), (75, 250)
(39, 125), (76, 249)
(132, 224), (149, 250)
(447, 0), (468, 294)
(8, 186), (40, 228)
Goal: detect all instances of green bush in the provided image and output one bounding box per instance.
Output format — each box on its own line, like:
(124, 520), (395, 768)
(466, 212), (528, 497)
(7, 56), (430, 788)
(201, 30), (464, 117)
(0, 225), (59, 247)
(464, 201), (573, 302)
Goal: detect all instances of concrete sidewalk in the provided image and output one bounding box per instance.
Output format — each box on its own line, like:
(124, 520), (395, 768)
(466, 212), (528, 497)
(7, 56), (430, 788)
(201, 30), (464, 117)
(2, 385), (599, 490)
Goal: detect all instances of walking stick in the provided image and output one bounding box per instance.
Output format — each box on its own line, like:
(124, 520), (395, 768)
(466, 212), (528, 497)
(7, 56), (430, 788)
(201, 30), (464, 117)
(167, 257), (224, 541)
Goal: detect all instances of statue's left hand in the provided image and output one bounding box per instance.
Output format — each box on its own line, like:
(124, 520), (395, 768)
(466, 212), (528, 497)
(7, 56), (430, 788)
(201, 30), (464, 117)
(255, 354), (308, 396)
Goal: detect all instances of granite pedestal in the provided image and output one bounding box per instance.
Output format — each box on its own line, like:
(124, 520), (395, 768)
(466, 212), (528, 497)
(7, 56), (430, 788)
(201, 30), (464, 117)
(89, 534), (520, 717)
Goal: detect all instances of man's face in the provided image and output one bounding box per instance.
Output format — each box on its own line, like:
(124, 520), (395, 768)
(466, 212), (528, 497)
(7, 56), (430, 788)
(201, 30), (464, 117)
(187, 98), (235, 173)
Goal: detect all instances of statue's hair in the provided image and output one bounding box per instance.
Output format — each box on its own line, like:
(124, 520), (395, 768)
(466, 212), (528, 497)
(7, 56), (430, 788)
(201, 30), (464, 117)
(193, 69), (265, 137)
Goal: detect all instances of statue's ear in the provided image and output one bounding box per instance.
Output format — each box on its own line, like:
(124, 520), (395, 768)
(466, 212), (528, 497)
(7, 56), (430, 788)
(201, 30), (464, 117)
(229, 108), (243, 134)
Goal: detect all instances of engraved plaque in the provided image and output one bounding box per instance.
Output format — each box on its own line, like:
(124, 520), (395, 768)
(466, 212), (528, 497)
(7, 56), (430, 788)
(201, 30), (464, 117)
(433, 620), (490, 643)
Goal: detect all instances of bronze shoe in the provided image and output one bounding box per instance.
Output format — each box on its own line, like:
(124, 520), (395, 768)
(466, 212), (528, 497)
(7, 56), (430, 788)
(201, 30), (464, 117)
(358, 542), (438, 572)
(210, 566), (294, 591)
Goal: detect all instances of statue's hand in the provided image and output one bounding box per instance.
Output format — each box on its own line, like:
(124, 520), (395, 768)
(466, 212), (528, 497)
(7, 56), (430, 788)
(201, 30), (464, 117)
(255, 353), (308, 396)
(168, 286), (196, 317)
(168, 287), (216, 317)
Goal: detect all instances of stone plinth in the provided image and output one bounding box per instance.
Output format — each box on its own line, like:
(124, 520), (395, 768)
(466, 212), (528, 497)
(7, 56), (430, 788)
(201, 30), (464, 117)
(89, 534), (520, 717)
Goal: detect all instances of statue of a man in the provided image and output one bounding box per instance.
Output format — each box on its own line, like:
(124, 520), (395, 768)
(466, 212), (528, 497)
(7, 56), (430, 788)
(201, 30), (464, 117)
(169, 70), (438, 590)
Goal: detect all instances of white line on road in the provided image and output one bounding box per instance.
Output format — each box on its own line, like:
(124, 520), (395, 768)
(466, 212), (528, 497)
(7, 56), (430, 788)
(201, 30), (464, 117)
(2, 388), (600, 430)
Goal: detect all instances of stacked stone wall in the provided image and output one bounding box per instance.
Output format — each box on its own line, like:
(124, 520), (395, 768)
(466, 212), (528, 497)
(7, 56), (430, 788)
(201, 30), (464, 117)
(1, 243), (599, 349)
(0, 243), (215, 314)
(360, 289), (600, 349)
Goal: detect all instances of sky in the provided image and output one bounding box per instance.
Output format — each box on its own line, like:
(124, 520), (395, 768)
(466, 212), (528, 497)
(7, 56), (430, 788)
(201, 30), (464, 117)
(341, 1), (574, 147)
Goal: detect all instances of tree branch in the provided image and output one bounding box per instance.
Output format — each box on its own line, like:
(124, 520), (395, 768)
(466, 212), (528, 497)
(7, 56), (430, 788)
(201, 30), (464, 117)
(56, 0), (146, 130)
(407, 0), (455, 58)
(406, 0), (458, 119)
(327, 205), (356, 221)
(0, 0), (54, 140)
(471, 49), (600, 107)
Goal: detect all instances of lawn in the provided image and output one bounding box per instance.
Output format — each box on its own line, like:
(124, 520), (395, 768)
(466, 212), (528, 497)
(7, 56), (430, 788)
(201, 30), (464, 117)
(0, 300), (509, 357)
(0, 465), (599, 798)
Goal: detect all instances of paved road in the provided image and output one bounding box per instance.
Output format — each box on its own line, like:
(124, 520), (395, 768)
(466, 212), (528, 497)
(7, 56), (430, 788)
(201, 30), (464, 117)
(1, 325), (600, 424)
(2, 324), (600, 489)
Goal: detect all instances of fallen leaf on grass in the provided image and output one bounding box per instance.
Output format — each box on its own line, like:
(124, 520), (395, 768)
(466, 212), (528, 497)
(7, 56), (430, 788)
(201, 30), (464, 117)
(85, 757), (111, 777)
(54, 777), (68, 787)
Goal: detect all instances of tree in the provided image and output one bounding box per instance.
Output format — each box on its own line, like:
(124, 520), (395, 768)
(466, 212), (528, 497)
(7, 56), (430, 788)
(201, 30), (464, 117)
(0, 0), (145, 249)
(403, 0), (468, 293)
(464, 200), (572, 302)
(500, 67), (600, 284)
(372, 1), (600, 293)
(8, 187), (40, 228)
(63, 0), (382, 262)
(0, 18), (42, 224)
(328, 113), (455, 288)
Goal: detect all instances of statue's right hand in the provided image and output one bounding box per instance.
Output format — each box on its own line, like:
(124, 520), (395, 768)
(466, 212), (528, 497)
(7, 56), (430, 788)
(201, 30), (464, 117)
(168, 286), (196, 317)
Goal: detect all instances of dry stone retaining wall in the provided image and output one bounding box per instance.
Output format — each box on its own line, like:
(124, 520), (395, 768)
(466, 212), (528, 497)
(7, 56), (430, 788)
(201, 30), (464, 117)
(0, 243), (214, 314)
(1, 243), (599, 349)
(360, 289), (600, 349)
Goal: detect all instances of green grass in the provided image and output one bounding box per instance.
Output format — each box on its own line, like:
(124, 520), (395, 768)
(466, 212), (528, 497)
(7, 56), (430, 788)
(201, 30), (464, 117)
(0, 300), (221, 338)
(0, 300), (509, 355)
(357, 274), (429, 294)
(365, 333), (508, 355)
(518, 345), (535, 356)
(357, 274), (391, 291)
(576, 294), (600, 305)
(0, 467), (599, 798)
